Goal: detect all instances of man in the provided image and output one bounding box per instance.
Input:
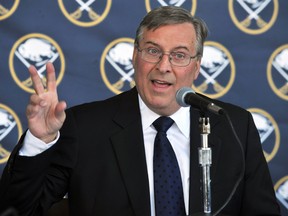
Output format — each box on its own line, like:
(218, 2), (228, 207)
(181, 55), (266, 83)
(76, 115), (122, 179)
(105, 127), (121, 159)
(0, 6), (280, 216)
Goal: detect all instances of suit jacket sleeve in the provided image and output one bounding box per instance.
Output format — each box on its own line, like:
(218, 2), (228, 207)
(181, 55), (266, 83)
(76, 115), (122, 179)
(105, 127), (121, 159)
(0, 109), (78, 216)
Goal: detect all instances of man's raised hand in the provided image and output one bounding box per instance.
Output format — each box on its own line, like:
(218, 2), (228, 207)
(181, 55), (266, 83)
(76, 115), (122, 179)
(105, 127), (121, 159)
(26, 62), (67, 143)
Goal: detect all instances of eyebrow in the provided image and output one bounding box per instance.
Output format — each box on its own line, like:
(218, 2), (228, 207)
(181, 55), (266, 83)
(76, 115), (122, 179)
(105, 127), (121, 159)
(143, 41), (190, 52)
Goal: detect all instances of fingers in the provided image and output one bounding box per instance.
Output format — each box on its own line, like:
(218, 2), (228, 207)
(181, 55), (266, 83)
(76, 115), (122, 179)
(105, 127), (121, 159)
(46, 62), (57, 92)
(29, 93), (47, 107)
(29, 65), (45, 95)
(29, 62), (57, 95)
(26, 94), (67, 121)
(55, 101), (67, 122)
(26, 94), (47, 119)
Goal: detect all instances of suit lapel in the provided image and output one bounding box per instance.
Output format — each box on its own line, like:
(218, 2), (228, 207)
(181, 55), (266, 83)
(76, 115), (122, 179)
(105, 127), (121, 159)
(110, 88), (151, 216)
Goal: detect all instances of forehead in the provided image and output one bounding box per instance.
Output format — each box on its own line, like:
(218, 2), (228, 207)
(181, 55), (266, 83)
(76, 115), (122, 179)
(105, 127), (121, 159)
(140, 23), (196, 50)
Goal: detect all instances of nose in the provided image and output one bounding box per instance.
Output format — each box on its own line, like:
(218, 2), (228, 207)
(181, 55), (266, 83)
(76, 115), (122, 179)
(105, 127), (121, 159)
(157, 53), (172, 72)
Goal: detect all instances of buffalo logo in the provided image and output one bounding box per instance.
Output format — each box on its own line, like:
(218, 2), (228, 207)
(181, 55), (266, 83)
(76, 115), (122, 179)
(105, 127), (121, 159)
(193, 41), (235, 99)
(248, 108), (280, 162)
(145, 0), (197, 15)
(58, 0), (111, 27)
(228, 0), (278, 35)
(0, 104), (22, 167)
(275, 176), (288, 210)
(9, 33), (65, 93)
(100, 38), (135, 95)
(267, 45), (288, 101)
(0, 0), (19, 21)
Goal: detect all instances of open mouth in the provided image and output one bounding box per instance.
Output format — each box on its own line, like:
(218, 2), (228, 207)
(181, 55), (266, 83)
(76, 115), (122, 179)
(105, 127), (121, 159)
(152, 80), (172, 87)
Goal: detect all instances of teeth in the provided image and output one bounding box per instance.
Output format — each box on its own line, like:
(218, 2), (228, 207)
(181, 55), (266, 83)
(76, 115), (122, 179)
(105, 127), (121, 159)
(154, 80), (167, 84)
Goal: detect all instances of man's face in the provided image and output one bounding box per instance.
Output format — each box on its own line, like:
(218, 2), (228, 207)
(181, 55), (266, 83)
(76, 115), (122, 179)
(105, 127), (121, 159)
(133, 23), (201, 115)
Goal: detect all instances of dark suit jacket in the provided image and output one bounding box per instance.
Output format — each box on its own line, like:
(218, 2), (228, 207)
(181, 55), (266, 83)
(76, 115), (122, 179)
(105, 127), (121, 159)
(0, 88), (280, 216)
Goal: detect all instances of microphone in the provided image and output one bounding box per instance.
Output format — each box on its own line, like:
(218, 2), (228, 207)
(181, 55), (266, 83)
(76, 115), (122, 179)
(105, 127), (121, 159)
(176, 87), (224, 115)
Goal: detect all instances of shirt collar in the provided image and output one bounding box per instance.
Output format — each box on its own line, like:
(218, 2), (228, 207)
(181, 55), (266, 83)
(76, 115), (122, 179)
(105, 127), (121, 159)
(138, 95), (190, 138)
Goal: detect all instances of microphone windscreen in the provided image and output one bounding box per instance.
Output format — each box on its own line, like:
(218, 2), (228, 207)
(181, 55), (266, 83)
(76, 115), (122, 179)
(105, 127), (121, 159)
(176, 87), (194, 107)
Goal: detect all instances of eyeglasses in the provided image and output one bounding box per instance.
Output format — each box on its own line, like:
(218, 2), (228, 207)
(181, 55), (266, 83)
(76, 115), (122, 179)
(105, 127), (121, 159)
(136, 46), (198, 67)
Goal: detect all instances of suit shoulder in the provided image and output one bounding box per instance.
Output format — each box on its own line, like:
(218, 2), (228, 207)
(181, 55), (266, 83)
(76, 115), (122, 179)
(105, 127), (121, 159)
(212, 98), (254, 128)
(196, 93), (252, 123)
(67, 88), (137, 115)
(197, 93), (248, 114)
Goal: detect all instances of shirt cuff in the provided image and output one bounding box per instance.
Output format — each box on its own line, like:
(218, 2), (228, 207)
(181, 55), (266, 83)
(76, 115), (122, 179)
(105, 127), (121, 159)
(19, 130), (60, 156)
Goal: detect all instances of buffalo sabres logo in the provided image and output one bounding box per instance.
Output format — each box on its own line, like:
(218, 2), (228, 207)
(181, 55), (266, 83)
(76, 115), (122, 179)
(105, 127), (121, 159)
(0, 0), (19, 21)
(193, 41), (235, 99)
(0, 104), (22, 165)
(145, 0), (197, 15)
(100, 38), (135, 95)
(248, 108), (280, 162)
(9, 33), (65, 93)
(275, 176), (288, 210)
(228, 0), (278, 34)
(267, 44), (288, 101)
(58, 0), (111, 27)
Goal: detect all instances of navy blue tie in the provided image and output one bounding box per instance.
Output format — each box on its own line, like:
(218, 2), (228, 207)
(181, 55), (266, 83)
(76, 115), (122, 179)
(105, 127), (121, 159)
(153, 116), (186, 216)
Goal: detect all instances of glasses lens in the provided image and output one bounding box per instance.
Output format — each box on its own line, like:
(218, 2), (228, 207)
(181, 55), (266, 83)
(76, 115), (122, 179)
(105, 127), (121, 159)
(142, 48), (160, 63)
(170, 57), (189, 66)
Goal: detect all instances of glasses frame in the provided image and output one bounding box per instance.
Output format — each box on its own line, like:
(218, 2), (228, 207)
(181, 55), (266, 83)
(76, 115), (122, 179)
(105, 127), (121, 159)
(136, 46), (199, 67)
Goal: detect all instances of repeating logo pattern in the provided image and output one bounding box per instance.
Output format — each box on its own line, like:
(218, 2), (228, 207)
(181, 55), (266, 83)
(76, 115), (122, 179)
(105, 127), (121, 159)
(228, 0), (279, 34)
(9, 33), (65, 93)
(267, 44), (288, 100)
(0, 2), (287, 213)
(193, 41), (236, 99)
(0, 104), (22, 164)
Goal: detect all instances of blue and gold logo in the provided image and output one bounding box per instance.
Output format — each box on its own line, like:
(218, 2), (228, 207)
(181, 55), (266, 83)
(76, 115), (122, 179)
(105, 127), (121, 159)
(275, 176), (288, 210)
(0, 104), (22, 165)
(58, 0), (111, 27)
(228, 0), (278, 35)
(193, 41), (236, 99)
(100, 38), (135, 95)
(0, 0), (19, 21)
(9, 33), (65, 93)
(145, 0), (197, 15)
(248, 108), (280, 162)
(267, 44), (288, 101)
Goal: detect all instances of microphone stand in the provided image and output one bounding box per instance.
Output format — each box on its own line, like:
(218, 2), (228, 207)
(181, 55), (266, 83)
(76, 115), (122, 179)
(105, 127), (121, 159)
(197, 116), (212, 215)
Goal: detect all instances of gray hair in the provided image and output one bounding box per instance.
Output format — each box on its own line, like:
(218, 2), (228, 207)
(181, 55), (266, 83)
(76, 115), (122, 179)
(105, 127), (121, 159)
(134, 6), (208, 57)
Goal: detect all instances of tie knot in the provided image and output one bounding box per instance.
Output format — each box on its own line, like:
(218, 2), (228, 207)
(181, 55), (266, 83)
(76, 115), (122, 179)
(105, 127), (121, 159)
(153, 116), (174, 133)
